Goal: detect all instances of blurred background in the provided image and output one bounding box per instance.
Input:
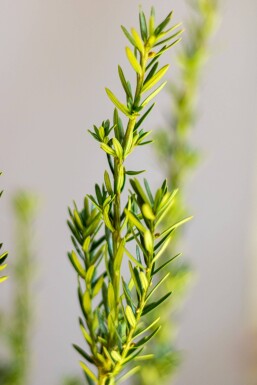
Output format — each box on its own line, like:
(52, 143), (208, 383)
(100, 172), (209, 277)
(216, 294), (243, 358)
(0, 1), (257, 385)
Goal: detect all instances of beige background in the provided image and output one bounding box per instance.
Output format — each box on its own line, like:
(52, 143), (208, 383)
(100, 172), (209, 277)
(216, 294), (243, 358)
(1, 1), (257, 385)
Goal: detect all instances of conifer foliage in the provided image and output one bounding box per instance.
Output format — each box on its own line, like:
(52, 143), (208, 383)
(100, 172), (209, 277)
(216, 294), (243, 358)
(67, 8), (191, 385)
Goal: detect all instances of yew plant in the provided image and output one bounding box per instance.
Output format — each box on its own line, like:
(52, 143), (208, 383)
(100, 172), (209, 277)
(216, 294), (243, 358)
(0, 172), (8, 283)
(67, 8), (191, 385)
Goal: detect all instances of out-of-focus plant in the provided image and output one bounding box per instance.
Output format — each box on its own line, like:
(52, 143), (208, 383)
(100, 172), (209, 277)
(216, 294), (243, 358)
(61, 376), (85, 385)
(0, 172), (8, 283)
(67, 7), (192, 385)
(0, 191), (38, 385)
(132, 1), (219, 385)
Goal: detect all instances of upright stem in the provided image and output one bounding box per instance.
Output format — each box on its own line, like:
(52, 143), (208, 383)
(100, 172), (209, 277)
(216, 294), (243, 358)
(112, 157), (122, 311)
(109, 48), (149, 379)
(98, 38), (159, 385)
(112, 50), (147, 299)
(99, 372), (108, 385)
(113, 157), (122, 255)
(111, 261), (154, 378)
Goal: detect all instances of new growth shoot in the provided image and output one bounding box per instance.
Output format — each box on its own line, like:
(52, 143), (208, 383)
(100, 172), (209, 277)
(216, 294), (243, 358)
(67, 8), (191, 385)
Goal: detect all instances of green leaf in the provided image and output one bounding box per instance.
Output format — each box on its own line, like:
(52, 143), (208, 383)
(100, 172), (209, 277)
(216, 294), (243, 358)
(103, 346), (115, 364)
(141, 82), (167, 107)
(126, 47), (142, 75)
(124, 248), (144, 270)
(102, 281), (109, 315)
(149, 7), (155, 35)
(0, 263), (7, 272)
(123, 125), (134, 157)
(114, 239), (125, 272)
(142, 65), (169, 93)
(108, 282), (115, 310)
(152, 233), (174, 263)
(155, 189), (178, 225)
(92, 276), (104, 297)
(128, 261), (142, 296)
(92, 245), (105, 265)
(112, 137), (123, 159)
(105, 88), (131, 116)
(159, 22), (182, 37)
(98, 125), (105, 140)
(144, 230), (153, 254)
(136, 245), (142, 264)
(139, 271), (148, 291)
(95, 184), (103, 205)
(73, 344), (94, 364)
(125, 170), (145, 176)
(134, 317), (160, 339)
(142, 292), (172, 315)
(154, 29), (183, 47)
(125, 209), (146, 233)
(153, 254), (181, 276)
(111, 350), (122, 362)
(100, 142), (115, 157)
(121, 25), (136, 46)
(84, 215), (102, 238)
(160, 216), (193, 238)
(135, 354), (154, 361)
(107, 153), (114, 174)
(146, 272), (170, 301)
(68, 251), (86, 278)
(104, 170), (113, 195)
(86, 265), (95, 285)
(154, 11), (173, 35)
(83, 290), (91, 314)
(130, 178), (150, 205)
(0, 251), (8, 265)
(135, 325), (161, 347)
(80, 361), (97, 383)
(125, 305), (136, 328)
(107, 312), (117, 339)
(143, 179), (154, 205)
(135, 103), (155, 130)
(79, 321), (93, 345)
(103, 205), (115, 232)
(123, 347), (144, 364)
(122, 277), (136, 310)
(114, 109), (125, 140)
(118, 65), (132, 99)
(142, 203), (155, 220)
(144, 62), (158, 85)
(130, 227), (148, 262)
(138, 140), (153, 146)
(139, 9), (148, 41)
(82, 236), (91, 253)
(74, 209), (84, 230)
(131, 28), (144, 53)
(117, 366), (140, 384)
(87, 195), (100, 210)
